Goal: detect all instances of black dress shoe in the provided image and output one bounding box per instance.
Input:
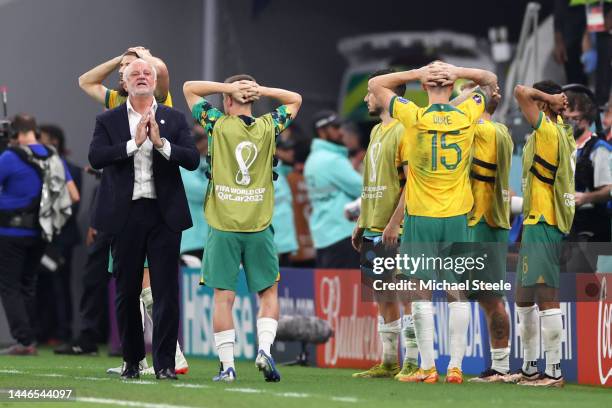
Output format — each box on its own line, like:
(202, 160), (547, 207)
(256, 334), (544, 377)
(121, 363), (140, 379)
(156, 368), (178, 380)
(54, 341), (98, 356)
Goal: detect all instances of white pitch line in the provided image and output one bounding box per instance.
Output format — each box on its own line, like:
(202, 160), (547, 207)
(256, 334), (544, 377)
(0, 369), (22, 374)
(35, 373), (66, 377)
(331, 396), (359, 403)
(77, 397), (197, 408)
(172, 383), (209, 389)
(121, 380), (156, 385)
(225, 387), (262, 393)
(75, 376), (111, 381)
(273, 392), (310, 398)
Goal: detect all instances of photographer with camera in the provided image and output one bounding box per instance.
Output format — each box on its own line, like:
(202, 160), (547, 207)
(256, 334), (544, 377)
(0, 114), (79, 355)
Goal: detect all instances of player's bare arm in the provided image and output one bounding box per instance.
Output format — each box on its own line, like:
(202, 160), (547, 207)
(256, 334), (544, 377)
(368, 66), (431, 111)
(450, 85), (478, 107)
(182, 80), (258, 110)
(256, 85), (303, 117)
(435, 62), (498, 100)
(78, 55), (122, 104)
(382, 186), (405, 247)
(514, 85), (568, 127)
(351, 224), (364, 252)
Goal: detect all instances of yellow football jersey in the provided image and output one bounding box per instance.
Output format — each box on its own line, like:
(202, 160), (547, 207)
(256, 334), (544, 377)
(393, 91), (486, 217)
(105, 89), (173, 109)
(523, 112), (560, 226)
(469, 119), (497, 227)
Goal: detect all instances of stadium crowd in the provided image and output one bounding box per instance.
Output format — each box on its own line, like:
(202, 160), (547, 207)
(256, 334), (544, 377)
(0, 11), (610, 386)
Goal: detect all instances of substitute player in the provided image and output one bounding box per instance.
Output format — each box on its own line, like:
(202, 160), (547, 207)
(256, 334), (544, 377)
(453, 87), (514, 382)
(351, 69), (419, 380)
(78, 47), (188, 375)
(369, 61), (497, 384)
(506, 81), (574, 387)
(183, 76), (302, 382)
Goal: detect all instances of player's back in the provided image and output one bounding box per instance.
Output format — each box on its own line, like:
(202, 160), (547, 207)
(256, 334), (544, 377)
(206, 114), (277, 232)
(395, 91), (486, 218)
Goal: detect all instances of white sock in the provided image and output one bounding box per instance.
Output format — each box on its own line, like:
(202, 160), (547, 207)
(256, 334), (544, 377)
(139, 356), (148, 369)
(140, 287), (186, 366)
(140, 288), (153, 341)
(175, 341), (187, 366)
(214, 329), (235, 371)
(412, 301), (435, 370)
(378, 316), (401, 366)
(401, 314), (418, 366)
(516, 305), (539, 375)
(540, 308), (563, 379)
(140, 287), (154, 316)
(490, 347), (510, 374)
(448, 302), (470, 370)
(257, 318), (278, 356)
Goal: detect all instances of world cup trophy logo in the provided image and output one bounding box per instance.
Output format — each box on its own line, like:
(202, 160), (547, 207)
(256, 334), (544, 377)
(235, 141), (258, 186)
(368, 142), (382, 183)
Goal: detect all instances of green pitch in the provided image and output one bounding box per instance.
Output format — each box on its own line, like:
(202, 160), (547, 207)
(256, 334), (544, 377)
(0, 348), (610, 408)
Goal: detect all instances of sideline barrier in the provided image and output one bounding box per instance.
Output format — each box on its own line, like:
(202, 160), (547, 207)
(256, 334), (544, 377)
(105, 267), (611, 386)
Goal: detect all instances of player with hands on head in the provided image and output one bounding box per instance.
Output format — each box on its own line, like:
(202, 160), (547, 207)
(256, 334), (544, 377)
(351, 69), (419, 381)
(507, 81), (575, 388)
(369, 61), (497, 384)
(183, 75), (301, 383)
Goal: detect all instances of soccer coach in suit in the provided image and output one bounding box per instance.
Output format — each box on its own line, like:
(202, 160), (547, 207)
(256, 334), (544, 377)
(88, 58), (199, 380)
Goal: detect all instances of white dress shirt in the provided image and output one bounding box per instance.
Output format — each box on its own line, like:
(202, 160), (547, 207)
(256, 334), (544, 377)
(125, 97), (172, 200)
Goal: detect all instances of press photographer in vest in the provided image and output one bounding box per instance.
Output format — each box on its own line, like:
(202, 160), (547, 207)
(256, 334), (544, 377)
(564, 91), (612, 244)
(0, 113), (79, 355)
(563, 91), (612, 273)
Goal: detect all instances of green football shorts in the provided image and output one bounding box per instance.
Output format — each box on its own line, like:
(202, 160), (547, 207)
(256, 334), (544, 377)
(399, 213), (469, 283)
(517, 222), (564, 288)
(467, 221), (509, 298)
(201, 225), (279, 293)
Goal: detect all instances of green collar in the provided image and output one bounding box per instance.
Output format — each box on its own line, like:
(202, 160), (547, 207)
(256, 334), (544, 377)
(424, 103), (465, 116)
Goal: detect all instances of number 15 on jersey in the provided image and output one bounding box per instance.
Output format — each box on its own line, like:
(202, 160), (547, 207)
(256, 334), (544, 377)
(429, 130), (462, 171)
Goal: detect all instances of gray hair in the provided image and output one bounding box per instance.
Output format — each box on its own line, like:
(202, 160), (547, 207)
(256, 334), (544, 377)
(123, 58), (157, 82)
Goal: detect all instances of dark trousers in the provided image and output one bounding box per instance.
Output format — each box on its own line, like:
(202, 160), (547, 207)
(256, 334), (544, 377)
(561, 5), (612, 105)
(594, 29), (611, 106)
(35, 244), (76, 342)
(561, 7), (588, 86)
(77, 231), (112, 346)
(316, 237), (360, 269)
(0, 236), (45, 345)
(111, 199), (180, 371)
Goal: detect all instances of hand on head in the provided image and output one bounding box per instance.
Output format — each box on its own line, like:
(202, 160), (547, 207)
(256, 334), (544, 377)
(420, 61), (458, 87)
(126, 46), (152, 58)
(230, 80), (260, 104)
(550, 93), (568, 115)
